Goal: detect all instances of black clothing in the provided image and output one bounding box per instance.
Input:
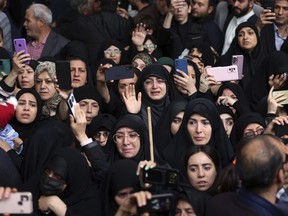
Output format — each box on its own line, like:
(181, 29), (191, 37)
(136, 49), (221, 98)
(158, 17), (209, 58)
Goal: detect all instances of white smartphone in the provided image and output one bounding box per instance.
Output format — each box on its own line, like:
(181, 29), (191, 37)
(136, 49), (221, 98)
(0, 192), (33, 214)
(67, 92), (77, 120)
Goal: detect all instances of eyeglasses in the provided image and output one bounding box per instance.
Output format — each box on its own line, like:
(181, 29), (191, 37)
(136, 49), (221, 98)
(143, 44), (157, 49)
(132, 62), (146, 70)
(104, 49), (122, 55)
(95, 131), (110, 140)
(243, 127), (265, 138)
(143, 78), (166, 87)
(113, 132), (140, 143)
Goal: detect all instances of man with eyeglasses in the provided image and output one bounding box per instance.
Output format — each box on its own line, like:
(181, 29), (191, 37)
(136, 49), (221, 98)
(206, 134), (287, 216)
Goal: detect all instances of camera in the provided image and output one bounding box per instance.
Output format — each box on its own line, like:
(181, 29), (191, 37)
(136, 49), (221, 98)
(142, 167), (179, 187)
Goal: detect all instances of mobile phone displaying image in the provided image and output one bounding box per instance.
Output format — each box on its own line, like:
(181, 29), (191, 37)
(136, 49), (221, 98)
(105, 65), (134, 81)
(0, 59), (11, 75)
(67, 92), (77, 120)
(175, 58), (188, 76)
(138, 193), (174, 214)
(272, 90), (288, 105)
(0, 192), (33, 214)
(13, 38), (29, 64)
(56, 61), (72, 90)
(142, 167), (179, 187)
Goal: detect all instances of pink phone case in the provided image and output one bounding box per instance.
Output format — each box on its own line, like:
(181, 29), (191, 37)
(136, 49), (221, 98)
(0, 192), (33, 214)
(206, 65), (240, 82)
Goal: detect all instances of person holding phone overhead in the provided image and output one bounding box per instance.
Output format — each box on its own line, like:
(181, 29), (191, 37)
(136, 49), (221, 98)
(23, 3), (69, 60)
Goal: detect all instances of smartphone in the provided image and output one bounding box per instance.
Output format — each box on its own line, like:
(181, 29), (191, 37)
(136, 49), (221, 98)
(206, 65), (240, 82)
(67, 92), (77, 120)
(274, 124), (288, 144)
(175, 58), (188, 76)
(272, 90), (288, 105)
(262, 0), (274, 10)
(138, 193), (174, 214)
(0, 59), (11, 75)
(105, 65), (134, 81)
(56, 61), (72, 90)
(142, 167), (179, 187)
(13, 38), (29, 64)
(0, 192), (33, 214)
(232, 55), (243, 79)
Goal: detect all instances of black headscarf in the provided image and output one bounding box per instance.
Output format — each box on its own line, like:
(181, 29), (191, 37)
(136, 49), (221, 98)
(136, 63), (181, 128)
(55, 40), (94, 86)
(102, 159), (139, 216)
(230, 112), (266, 152)
(43, 147), (101, 215)
(251, 51), (288, 107)
(153, 99), (187, 158)
(9, 88), (42, 141)
(216, 22), (266, 109)
(170, 188), (211, 216)
(162, 98), (234, 177)
(109, 114), (151, 163)
(73, 86), (103, 109)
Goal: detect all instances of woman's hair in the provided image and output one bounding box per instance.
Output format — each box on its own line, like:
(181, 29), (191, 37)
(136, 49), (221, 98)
(185, 145), (221, 173)
(34, 61), (56, 81)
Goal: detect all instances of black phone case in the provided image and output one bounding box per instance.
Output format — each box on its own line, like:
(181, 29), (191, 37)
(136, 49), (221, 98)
(56, 61), (72, 90)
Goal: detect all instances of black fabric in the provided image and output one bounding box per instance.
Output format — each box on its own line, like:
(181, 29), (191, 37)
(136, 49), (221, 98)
(162, 98), (234, 183)
(153, 99), (188, 159)
(43, 147), (101, 215)
(10, 88), (42, 142)
(102, 159), (139, 216)
(0, 148), (21, 188)
(73, 85), (103, 109)
(216, 22), (266, 110)
(216, 82), (251, 116)
(229, 112), (266, 152)
(251, 51), (288, 106)
(100, 39), (128, 65)
(136, 63), (182, 128)
(109, 114), (151, 163)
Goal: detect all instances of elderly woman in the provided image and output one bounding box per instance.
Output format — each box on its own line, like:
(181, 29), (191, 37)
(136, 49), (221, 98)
(34, 61), (61, 118)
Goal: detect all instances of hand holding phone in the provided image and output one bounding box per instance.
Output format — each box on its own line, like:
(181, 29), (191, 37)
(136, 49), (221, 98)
(67, 92), (77, 120)
(175, 58), (188, 77)
(13, 38), (30, 64)
(0, 191), (33, 214)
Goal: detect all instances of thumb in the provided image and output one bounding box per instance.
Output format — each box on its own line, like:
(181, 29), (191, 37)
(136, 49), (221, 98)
(69, 114), (75, 125)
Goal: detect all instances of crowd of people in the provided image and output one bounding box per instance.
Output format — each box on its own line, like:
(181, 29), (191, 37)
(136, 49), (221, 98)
(0, 0), (288, 215)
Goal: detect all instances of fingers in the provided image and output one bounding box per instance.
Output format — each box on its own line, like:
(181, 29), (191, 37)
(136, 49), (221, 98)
(133, 191), (152, 207)
(0, 187), (11, 199)
(137, 160), (156, 175)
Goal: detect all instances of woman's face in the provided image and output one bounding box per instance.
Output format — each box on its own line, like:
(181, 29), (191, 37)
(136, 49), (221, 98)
(187, 114), (212, 145)
(175, 199), (196, 216)
(93, 130), (109, 146)
(114, 127), (141, 158)
(104, 45), (122, 64)
(220, 113), (234, 138)
(17, 65), (35, 88)
(143, 76), (167, 100)
(237, 27), (257, 53)
(132, 58), (146, 71)
(222, 88), (237, 113)
(114, 187), (134, 206)
(171, 111), (184, 136)
(79, 99), (100, 124)
(188, 65), (196, 86)
(35, 71), (57, 101)
(144, 39), (157, 54)
(70, 59), (87, 88)
(243, 123), (264, 138)
(187, 152), (217, 191)
(16, 93), (38, 124)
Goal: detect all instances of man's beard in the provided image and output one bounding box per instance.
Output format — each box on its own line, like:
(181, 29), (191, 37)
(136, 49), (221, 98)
(232, 5), (250, 17)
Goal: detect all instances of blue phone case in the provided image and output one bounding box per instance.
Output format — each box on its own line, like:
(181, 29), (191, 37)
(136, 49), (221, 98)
(175, 59), (188, 76)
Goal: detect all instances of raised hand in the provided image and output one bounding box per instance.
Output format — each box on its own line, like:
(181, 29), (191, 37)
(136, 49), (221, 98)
(122, 84), (142, 114)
